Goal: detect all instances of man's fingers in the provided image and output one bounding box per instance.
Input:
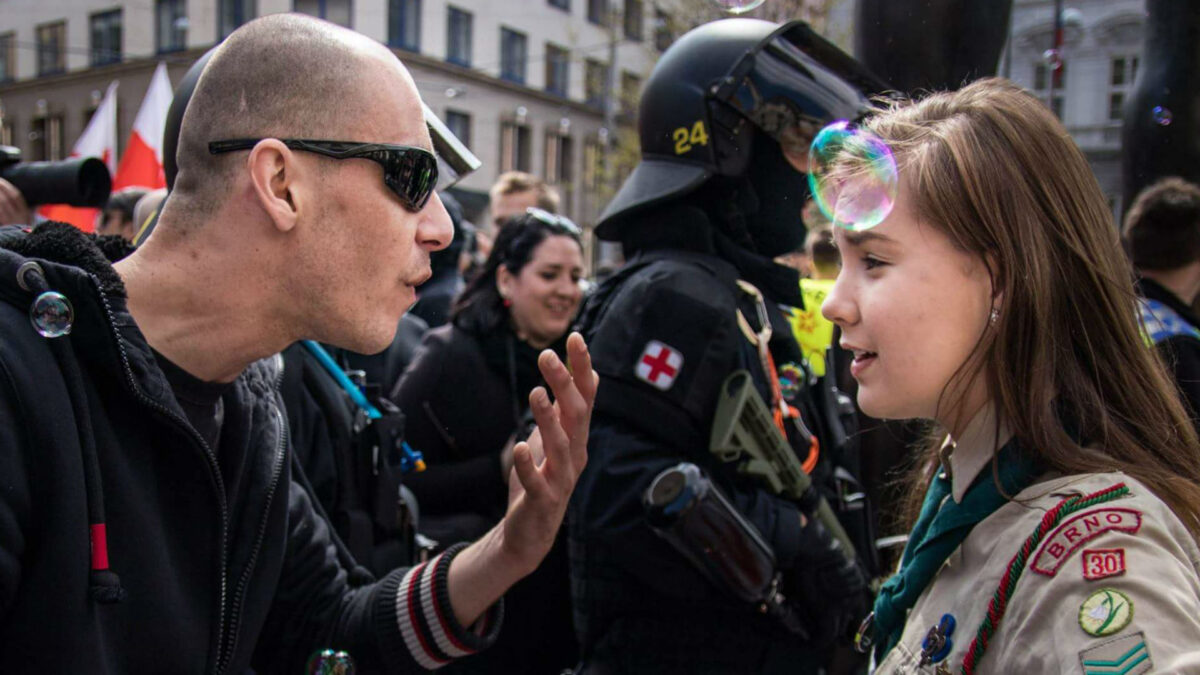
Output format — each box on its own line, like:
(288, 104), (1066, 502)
(565, 332), (598, 406)
(539, 347), (588, 439)
(511, 441), (547, 500)
(529, 386), (572, 485)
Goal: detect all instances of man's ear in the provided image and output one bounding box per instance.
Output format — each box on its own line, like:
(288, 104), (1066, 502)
(247, 139), (299, 233)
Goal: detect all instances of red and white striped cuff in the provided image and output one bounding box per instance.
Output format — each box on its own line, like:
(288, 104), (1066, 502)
(393, 544), (503, 669)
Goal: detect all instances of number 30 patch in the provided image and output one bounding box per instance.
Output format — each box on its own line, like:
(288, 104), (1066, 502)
(672, 121), (709, 155)
(1082, 548), (1126, 581)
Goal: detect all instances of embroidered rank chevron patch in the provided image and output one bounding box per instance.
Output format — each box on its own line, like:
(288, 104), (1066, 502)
(1079, 632), (1151, 675)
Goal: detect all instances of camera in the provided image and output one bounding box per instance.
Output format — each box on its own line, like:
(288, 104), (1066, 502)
(0, 145), (112, 207)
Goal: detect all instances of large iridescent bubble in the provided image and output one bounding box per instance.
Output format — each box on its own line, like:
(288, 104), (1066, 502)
(806, 120), (899, 231)
(712, 0), (767, 14)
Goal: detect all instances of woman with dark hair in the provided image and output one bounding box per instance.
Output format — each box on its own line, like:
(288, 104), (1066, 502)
(390, 208), (585, 673)
(820, 78), (1200, 672)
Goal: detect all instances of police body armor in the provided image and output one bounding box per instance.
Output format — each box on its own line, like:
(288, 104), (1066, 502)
(572, 247), (871, 672)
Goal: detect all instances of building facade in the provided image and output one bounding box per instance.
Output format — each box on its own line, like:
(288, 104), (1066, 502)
(0, 0), (666, 244)
(1005, 0), (1146, 222)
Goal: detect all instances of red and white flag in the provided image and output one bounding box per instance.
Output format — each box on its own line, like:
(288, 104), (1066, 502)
(38, 81), (119, 231)
(113, 62), (172, 191)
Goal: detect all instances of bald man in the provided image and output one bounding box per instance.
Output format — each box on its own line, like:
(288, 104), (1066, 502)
(0, 14), (595, 673)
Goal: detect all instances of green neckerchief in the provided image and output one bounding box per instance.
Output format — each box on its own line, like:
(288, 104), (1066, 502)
(872, 439), (1041, 661)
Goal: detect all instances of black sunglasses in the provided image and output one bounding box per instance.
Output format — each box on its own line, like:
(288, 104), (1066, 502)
(208, 138), (439, 213)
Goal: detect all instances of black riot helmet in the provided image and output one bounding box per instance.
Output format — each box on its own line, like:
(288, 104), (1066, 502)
(596, 18), (889, 240)
(163, 47), (217, 192)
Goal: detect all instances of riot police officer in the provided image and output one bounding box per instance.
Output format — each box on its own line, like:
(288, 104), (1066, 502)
(570, 18), (884, 673)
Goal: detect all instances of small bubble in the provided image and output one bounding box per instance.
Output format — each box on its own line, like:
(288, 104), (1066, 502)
(712, 0), (767, 14)
(1152, 106), (1173, 126)
(1042, 48), (1063, 71)
(30, 291), (73, 338)
(307, 649), (356, 675)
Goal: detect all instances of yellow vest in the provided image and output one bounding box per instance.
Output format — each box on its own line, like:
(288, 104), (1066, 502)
(786, 278), (835, 377)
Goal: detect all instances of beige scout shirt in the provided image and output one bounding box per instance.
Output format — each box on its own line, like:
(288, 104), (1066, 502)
(875, 407), (1200, 674)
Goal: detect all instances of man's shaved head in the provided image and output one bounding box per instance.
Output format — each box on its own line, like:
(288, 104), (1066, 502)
(171, 14), (421, 219)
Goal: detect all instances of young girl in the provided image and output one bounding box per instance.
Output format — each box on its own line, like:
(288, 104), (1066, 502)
(821, 78), (1200, 673)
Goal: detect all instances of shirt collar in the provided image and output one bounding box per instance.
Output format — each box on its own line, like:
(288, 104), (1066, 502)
(941, 404), (1014, 504)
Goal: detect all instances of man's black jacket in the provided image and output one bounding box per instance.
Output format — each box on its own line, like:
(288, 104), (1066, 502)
(0, 224), (499, 673)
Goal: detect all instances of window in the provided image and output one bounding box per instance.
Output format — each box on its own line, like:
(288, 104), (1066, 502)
(588, 0), (609, 26)
(623, 0), (643, 41)
(295, 0), (351, 28)
(30, 115), (64, 161)
(620, 71), (641, 116)
(446, 7), (472, 66)
(500, 121), (531, 172)
(1111, 56), (1138, 87)
(545, 131), (574, 210)
(1032, 59), (1066, 119)
(388, 0), (420, 50)
(653, 9), (672, 51)
(90, 10), (122, 66)
(1109, 92), (1125, 121)
(0, 33), (14, 83)
(219, 0), (255, 39)
(1107, 55), (1137, 122)
(36, 22), (66, 76)
(500, 27), (527, 84)
(545, 44), (569, 97)
(446, 109), (471, 149)
(585, 59), (609, 109)
(548, 0), (569, 10)
(583, 136), (604, 194)
(156, 0), (187, 53)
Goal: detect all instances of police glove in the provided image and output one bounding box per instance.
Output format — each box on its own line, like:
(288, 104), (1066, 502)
(787, 513), (871, 647)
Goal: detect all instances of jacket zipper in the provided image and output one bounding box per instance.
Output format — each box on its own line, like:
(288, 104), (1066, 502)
(90, 275), (232, 672)
(216, 356), (289, 673)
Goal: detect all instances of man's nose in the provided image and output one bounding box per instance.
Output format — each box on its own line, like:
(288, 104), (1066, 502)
(418, 192), (454, 252)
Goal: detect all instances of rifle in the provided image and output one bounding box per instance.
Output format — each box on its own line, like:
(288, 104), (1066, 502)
(710, 370), (856, 560)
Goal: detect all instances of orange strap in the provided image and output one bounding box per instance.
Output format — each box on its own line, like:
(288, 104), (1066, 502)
(765, 350), (821, 475)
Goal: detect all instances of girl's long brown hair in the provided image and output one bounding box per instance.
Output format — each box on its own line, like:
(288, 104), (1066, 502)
(846, 78), (1200, 536)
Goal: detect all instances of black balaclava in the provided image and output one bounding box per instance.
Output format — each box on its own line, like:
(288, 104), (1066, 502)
(740, 129), (810, 259)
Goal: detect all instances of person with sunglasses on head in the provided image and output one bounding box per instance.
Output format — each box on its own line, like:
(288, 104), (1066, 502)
(390, 208), (585, 673)
(0, 14), (596, 674)
(821, 79), (1200, 673)
(569, 18), (884, 674)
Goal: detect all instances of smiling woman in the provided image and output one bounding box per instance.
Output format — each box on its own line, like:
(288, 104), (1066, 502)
(819, 78), (1200, 674)
(389, 210), (584, 673)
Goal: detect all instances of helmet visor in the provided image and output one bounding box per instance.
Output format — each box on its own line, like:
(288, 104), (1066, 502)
(714, 23), (887, 161)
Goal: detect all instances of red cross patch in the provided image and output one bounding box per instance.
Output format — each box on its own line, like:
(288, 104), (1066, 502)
(636, 341), (683, 391)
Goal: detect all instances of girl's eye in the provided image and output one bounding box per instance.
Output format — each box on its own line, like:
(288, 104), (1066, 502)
(540, 272), (558, 281)
(863, 255), (885, 270)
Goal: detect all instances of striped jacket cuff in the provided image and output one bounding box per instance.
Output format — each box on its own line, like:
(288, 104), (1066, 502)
(376, 543), (505, 670)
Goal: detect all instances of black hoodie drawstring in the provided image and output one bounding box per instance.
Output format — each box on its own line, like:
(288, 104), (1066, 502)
(17, 260), (125, 604)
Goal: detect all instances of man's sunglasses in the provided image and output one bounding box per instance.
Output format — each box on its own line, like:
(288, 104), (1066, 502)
(208, 138), (439, 213)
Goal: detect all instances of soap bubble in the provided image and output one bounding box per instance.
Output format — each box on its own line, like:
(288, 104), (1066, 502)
(30, 291), (73, 338)
(806, 121), (899, 231)
(1152, 106), (1173, 126)
(307, 649), (356, 675)
(1042, 48), (1063, 71)
(712, 0), (767, 14)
